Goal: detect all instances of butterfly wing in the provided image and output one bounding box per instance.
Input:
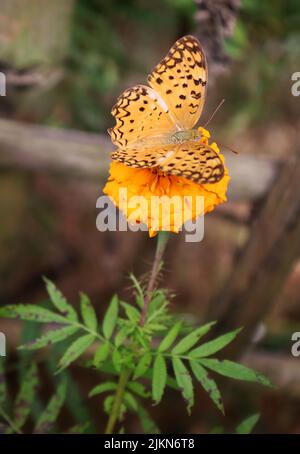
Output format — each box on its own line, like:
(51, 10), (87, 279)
(112, 141), (224, 184)
(160, 141), (224, 184)
(108, 84), (176, 149)
(148, 35), (208, 130)
(111, 143), (174, 168)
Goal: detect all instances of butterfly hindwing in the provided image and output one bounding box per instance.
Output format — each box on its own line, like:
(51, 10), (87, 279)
(111, 141), (224, 184)
(111, 144), (174, 168)
(160, 141), (224, 184)
(148, 35), (208, 130)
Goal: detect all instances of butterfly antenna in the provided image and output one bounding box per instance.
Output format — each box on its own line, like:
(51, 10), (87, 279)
(203, 98), (226, 128)
(218, 142), (239, 155)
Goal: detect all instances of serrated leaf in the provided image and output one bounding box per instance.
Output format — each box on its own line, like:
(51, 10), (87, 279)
(112, 348), (122, 373)
(80, 293), (97, 331)
(124, 392), (138, 411)
(190, 361), (224, 414)
(57, 334), (95, 372)
(236, 413), (260, 434)
(148, 291), (167, 316)
(129, 274), (144, 308)
(172, 357), (194, 413)
(121, 302), (140, 323)
(146, 323), (166, 332)
(103, 295), (118, 340)
(146, 300), (168, 325)
(89, 382), (117, 397)
(152, 354), (167, 404)
(198, 359), (272, 387)
(34, 377), (67, 433)
(19, 326), (78, 351)
(0, 305), (68, 324)
(158, 322), (182, 352)
(93, 343), (110, 367)
(115, 326), (130, 348)
(133, 352), (152, 380)
(127, 382), (150, 398)
(14, 362), (39, 429)
(44, 278), (77, 321)
(189, 328), (242, 358)
(103, 395), (114, 415)
(172, 322), (216, 355)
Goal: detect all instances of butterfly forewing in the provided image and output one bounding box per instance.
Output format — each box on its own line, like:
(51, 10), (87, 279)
(108, 85), (176, 149)
(148, 35), (208, 130)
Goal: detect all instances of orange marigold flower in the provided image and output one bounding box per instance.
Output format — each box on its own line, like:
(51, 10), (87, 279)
(103, 127), (230, 237)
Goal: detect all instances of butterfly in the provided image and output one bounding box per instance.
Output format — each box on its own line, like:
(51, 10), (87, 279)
(108, 35), (224, 184)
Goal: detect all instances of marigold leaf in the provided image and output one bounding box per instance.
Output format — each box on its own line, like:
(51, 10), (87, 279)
(115, 326), (130, 348)
(112, 348), (122, 373)
(121, 302), (140, 323)
(236, 413), (260, 434)
(0, 305), (67, 324)
(93, 343), (110, 368)
(103, 295), (118, 340)
(34, 376), (67, 433)
(172, 357), (194, 413)
(198, 359), (272, 387)
(133, 352), (152, 380)
(152, 354), (167, 404)
(57, 334), (95, 372)
(89, 382), (117, 397)
(127, 381), (150, 398)
(43, 278), (77, 321)
(103, 395), (114, 415)
(124, 392), (139, 411)
(172, 322), (216, 355)
(190, 361), (224, 413)
(80, 293), (97, 331)
(158, 322), (182, 352)
(189, 328), (242, 358)
(14, 362), (39, 429)
(129, 274), (144, 308)
(19, 326), (78, 351)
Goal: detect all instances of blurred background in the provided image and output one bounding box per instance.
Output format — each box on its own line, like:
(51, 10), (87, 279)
(0, 0), (300, 434)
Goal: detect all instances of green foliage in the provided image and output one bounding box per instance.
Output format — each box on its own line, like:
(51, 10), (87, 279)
(0, 355), (90, 434)
(0, 277), (272, 433)
(235, 413), (260, 434)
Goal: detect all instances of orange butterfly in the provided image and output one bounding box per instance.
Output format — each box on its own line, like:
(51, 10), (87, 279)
(108, 36), (224, 184)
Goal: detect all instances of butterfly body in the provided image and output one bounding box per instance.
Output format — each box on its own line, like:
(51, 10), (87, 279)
(108, 36), (224, 184)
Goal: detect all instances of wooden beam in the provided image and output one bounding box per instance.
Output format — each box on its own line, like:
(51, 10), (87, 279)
(0, 119), (279, 203)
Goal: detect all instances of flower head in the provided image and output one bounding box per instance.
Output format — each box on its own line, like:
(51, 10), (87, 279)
(103, 127), (230, 237)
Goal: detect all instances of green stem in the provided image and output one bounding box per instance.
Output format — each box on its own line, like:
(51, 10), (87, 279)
(104, 368), (131, 434)
(104, 232), (169, 434)
(140, 232), (169, 326)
